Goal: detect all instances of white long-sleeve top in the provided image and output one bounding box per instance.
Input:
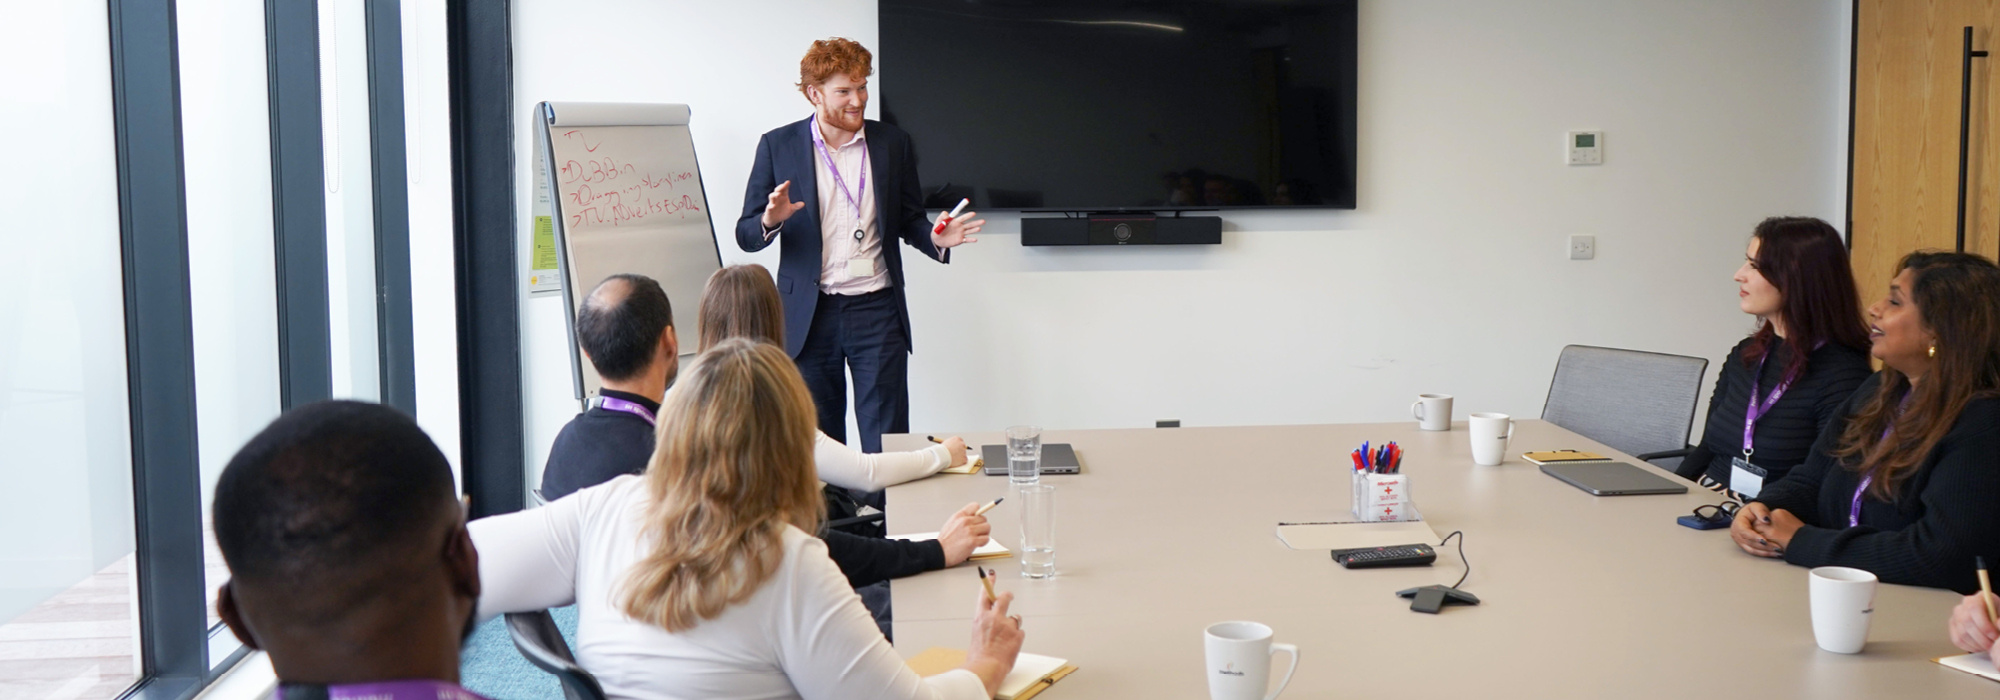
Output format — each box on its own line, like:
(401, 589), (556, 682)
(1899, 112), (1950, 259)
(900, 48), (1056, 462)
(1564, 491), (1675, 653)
(470, 475), (987, 700)
(813, 431), (953, 492)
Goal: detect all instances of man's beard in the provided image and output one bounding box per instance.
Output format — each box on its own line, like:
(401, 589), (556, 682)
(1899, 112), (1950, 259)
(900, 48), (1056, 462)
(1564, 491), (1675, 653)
(821, 107), (863, 133)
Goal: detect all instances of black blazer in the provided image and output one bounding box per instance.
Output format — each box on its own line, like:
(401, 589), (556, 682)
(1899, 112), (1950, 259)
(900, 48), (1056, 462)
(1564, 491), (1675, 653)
(734, 118), (948, 357)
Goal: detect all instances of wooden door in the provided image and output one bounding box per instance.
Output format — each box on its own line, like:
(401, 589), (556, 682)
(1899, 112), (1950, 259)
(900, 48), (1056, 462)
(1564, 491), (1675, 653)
(1851, 0), (2000, 303)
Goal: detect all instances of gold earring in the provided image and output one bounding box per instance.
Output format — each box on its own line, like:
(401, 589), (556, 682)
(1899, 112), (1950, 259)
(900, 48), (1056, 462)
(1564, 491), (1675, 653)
(1929, 345), (1937, 358)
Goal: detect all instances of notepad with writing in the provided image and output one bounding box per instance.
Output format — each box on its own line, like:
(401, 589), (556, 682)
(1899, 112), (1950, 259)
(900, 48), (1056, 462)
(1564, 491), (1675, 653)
(907, 647), (1077, 699)
(1936, 653), (2000, 682)
(939, 451), (984, 474)
(890, 532), (1011, 560)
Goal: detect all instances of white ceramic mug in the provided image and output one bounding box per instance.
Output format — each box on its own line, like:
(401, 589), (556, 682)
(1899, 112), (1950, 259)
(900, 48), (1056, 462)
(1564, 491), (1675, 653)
(1469, 412), (1513, 466)
(1204, 621), (1298, 700)
(1809, 566), (1878, 653)
(1410, 394), (1454, 431)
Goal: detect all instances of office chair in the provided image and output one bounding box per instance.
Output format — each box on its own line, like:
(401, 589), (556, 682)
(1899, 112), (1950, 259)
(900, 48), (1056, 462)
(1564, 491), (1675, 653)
(505, 610), (607, 700)
(1541, 345), (1708, 471)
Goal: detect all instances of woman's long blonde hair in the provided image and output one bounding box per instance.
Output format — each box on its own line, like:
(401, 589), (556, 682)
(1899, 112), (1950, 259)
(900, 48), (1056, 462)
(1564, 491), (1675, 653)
(618, 338), (824, 631)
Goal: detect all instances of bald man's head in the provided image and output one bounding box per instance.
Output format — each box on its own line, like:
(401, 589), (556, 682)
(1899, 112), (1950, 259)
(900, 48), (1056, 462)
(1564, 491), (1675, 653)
(577, 274), (674, 381)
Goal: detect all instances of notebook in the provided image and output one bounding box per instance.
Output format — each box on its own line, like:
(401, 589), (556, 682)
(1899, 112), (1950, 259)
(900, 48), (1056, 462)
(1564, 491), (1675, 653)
(939, 449), (984, 474)
(890, 532), (1011, 561)
(1937, 653), (2000, 682)
(981, 444), (1082, 476)
(1521, 449), (1610, 465)
(907, 647), (1076, 699)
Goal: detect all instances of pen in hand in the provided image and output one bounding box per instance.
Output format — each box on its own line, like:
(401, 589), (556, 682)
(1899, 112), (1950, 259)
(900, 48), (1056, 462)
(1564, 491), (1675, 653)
(1979, 556), (1997, 625)
(974, 497), (1004, 517)
(977, 566), (997, 602)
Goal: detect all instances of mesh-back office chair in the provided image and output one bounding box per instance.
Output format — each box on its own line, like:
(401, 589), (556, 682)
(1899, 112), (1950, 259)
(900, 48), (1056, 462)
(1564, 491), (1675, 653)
(1541, 345), (1709, 470)
(505, 610), (607, 700)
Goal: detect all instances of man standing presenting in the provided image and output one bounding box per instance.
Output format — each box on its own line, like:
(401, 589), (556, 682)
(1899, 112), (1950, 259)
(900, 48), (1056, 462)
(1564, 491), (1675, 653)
(737, 37), (981, 455)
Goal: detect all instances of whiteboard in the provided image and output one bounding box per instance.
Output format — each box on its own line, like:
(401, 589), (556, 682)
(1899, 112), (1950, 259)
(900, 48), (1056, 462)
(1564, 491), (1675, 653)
(539, 102), (722, 400)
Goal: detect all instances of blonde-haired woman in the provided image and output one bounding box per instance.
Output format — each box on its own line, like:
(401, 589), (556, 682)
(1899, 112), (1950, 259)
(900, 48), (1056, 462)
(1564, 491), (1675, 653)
(470, 339), (1024, 699)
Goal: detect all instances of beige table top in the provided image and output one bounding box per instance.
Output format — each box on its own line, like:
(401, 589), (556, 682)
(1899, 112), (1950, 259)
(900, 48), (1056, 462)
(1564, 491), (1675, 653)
(883, 420), (1992, 698)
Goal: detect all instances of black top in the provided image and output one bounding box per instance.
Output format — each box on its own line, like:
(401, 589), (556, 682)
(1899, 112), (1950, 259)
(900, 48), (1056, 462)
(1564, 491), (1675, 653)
(539, 389), (662, 502)
(537, 389), (944, 587)
(1678, 336), (1872, 487)
(1754, 372), (2000, 592)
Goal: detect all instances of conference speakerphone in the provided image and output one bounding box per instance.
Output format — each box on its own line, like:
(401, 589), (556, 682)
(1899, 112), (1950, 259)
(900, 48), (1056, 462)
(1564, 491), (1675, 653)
(1020, 214), (1222, 246)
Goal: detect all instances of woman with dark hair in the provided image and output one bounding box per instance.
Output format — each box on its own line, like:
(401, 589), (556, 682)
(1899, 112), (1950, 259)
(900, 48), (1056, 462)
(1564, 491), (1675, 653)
(1731, 251), (2000, 591)
(1677, 217), (1873, 499)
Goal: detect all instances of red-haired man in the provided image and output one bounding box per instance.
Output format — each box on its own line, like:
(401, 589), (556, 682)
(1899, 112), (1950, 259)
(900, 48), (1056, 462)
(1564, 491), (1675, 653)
(734, 37), (981, 461)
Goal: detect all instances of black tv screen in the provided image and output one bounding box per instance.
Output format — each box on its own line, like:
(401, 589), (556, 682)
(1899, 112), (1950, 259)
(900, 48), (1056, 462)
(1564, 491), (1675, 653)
(880, 0), (1357, 212)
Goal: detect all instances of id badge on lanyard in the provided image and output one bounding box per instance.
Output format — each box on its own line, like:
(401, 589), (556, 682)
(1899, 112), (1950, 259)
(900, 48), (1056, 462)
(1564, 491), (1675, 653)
(811, 114), (876, 281)
(1729, 455), (1768, 499)
(1736, 356), (1793, 499)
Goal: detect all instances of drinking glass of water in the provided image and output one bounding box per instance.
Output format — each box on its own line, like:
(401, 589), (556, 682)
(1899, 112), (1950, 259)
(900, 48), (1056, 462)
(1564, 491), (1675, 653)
(1006, 425), (1042, 486)
(1018, 483), (1056, 579)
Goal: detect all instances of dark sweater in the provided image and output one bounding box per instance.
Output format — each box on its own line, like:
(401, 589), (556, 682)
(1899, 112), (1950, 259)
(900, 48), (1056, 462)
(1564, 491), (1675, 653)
(540, 389), (662, 502)
(1678, 336), (1871, 486)
(1754, 372), (2000, 592)
(537, 389), (944, 587)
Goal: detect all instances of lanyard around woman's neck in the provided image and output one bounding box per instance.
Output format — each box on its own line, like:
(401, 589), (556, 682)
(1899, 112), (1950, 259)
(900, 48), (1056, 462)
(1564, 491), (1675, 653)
(1851, 389), (1914, 527)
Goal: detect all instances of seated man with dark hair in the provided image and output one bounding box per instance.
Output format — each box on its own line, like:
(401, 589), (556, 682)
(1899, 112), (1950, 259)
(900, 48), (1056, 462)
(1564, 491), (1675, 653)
(213, 400), (485, 700)
(539, 273), (681, 501)
(542, 274), (988, 593)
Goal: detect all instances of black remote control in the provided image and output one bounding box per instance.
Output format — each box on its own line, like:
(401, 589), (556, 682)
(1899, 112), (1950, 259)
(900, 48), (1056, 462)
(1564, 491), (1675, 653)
(1331, 543), (1437, 568)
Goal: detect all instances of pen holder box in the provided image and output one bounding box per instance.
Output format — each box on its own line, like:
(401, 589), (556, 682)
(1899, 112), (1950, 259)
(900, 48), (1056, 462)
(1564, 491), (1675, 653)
(1351, 472), (1413, 522)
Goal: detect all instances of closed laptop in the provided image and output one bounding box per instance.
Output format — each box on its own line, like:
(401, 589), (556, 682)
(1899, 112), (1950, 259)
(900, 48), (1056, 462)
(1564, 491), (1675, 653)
(1541, 461), (1689, 496)
(982, 443), (1081, 475)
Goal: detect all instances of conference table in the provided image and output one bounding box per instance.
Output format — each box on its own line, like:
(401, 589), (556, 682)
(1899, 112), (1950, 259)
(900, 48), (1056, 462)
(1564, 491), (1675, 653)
(883, 420), (1989, 698)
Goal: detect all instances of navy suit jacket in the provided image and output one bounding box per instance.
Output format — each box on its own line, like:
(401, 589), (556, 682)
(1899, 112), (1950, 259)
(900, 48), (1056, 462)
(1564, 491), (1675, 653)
(735, 118), (948, 357)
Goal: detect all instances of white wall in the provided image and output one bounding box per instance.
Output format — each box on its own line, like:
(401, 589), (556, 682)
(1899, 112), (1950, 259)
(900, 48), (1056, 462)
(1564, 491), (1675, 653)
(506, 0), (1852, 483)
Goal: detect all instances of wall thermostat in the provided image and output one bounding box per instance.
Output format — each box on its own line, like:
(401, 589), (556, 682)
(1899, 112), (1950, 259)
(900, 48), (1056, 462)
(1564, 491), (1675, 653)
(1567, 130), (1603, 165)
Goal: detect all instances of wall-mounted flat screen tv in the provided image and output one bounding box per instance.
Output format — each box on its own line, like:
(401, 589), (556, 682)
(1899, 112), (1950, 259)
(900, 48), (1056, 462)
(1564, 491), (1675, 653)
(880, 0), (1358, 212)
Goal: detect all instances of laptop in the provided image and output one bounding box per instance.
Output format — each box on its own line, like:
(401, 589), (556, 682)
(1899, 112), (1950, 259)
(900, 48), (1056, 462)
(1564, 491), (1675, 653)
(1540, 461), (1689, 496)
(981, 443), (1082, 476)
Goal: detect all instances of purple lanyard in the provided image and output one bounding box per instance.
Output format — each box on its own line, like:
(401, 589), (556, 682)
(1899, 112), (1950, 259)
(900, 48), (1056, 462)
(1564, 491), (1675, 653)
(1851, 392), (1912, 527)
(276, 680), (490, 700)
(809, 114), (868, 221)
(598, 396), (656, 426)
(1742, 356), (1796, 456)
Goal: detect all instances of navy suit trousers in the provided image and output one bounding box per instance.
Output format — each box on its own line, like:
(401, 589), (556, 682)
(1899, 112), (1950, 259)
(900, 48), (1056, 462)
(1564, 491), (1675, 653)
(797, 289), (909, 456)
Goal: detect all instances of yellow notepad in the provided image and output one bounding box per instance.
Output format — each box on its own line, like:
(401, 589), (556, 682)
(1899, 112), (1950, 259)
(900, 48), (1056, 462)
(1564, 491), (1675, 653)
(907, 647), (1077, 699)
(890, 532), (1011, 560)
(1522, 450), (1610, 465)
(1936, 653), (2000, 682)
(940, 451), (983, 474)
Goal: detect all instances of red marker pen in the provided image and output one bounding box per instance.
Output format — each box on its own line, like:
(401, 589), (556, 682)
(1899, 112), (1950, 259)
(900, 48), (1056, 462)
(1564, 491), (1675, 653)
(932, 198), (970, 235)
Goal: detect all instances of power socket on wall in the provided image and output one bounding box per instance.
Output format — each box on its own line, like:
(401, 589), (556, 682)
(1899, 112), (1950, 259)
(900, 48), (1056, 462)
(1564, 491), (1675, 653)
(1569, 235), (1595, 260)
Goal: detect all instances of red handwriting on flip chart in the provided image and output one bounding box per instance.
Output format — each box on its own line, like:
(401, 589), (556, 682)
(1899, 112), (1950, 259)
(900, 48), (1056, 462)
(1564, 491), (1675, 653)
(561, 130), (602, 152)
(559, 156), (637, 185)
(565, 170), (703, 228)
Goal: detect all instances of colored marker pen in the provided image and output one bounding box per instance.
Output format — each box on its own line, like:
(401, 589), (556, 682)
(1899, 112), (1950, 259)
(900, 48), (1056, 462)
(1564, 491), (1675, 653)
(932, 198), (970, 234)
